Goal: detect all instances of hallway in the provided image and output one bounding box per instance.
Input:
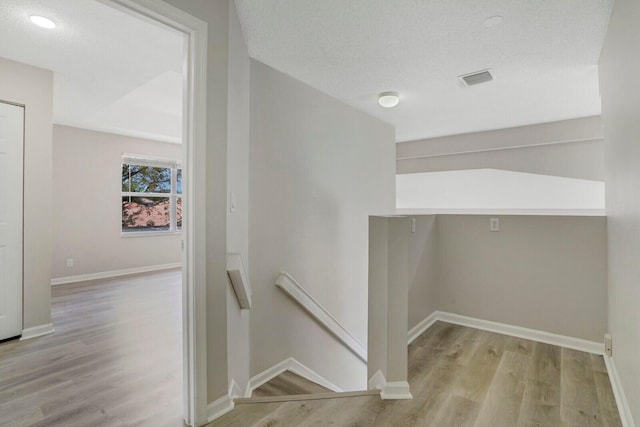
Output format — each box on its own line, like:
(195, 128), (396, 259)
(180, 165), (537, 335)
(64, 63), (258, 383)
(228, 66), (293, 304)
(209, 322), (621, 426)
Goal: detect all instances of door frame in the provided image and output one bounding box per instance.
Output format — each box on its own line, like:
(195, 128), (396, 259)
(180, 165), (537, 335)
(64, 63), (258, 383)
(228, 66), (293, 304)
(0, 100), (25, 341)
(100, 1), (208, 425)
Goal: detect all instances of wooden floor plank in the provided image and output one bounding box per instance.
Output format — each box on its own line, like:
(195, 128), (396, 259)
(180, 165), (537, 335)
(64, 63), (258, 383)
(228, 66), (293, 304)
(431, 394), (480, 427)
(473, 350), (530, 426)
(526, 342), (561, 401)
(560, 348), (605, 427)
(516, 341), (563, 426)
(449, 330), (506, 403)
(592, 370), (623, 427)
(517, 402), (561, 427)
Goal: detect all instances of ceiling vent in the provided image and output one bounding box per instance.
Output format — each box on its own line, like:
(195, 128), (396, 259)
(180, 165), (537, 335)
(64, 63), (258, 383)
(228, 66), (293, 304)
(459, 69), (493, 86)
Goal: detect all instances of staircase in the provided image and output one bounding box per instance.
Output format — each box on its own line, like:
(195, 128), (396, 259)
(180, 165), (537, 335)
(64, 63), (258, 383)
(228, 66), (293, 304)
(236, 370), (378, 405)
(251, 370), (331, 398)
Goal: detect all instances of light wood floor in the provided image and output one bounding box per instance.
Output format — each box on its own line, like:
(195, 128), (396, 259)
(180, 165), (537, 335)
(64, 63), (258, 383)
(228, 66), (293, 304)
(0, 274), (622, 427)
(252, 371), (331, 397)
(208, 321), (622, 427)
(0, 270), (184, 427)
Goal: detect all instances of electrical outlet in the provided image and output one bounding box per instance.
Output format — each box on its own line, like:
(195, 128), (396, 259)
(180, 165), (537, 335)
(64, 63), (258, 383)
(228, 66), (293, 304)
(411, 218), (416, 233)
(490, 218), (499, 232)
(605, 333), (612, 356)
(66, 258), (73, 268)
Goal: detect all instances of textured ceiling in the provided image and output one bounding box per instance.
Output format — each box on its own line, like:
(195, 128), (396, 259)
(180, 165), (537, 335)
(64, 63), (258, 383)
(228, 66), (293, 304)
(234, 0), (613, 142)
(0, 0), (183, 143)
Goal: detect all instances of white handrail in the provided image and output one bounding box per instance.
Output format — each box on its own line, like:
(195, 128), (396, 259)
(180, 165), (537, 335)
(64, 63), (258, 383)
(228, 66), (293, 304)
(227, 253), (252, 309)
(275, 272), (367, 363)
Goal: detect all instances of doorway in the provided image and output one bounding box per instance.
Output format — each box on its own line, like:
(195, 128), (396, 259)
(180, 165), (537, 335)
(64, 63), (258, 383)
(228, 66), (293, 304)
(0, 0), (208, 424)
(104, 2), (208, 423)
(86, 1), (208, 424)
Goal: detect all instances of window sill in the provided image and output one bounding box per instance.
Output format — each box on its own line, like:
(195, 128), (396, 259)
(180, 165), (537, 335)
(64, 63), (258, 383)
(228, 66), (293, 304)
(121, 231), (182, 238)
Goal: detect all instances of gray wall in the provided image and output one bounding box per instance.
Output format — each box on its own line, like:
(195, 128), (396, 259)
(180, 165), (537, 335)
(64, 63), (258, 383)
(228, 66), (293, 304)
(397, 116), (604, 181)
(52, 125), (181, 279)
(163, 0), (231, 403)
(599, 0), (640, 421)
(225, 0), (251, 394)
(408, 215), (607, 343)
(0, 57), (53, 330)
(408, 215), (438, 328)
(368, 216), (410, 385)
(249, 59), (396, 390)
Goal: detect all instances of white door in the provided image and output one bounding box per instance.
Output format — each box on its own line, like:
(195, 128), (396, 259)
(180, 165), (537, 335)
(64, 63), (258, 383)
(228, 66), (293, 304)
(0, 101), (24, 340)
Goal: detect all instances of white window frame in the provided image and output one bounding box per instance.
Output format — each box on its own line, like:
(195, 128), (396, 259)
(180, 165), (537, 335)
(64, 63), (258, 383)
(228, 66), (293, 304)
(121, 154), (182, 236)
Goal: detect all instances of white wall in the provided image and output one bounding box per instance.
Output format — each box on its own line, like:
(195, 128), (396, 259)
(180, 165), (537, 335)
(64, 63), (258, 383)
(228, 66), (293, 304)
(51, 125), (182, 279)
(406, 215), (607, 343)
(599, 0), (640, 422)
(397, 116), (604, 181)
(0, 57), (53, 330)
(249, 59), (396, 390)
(225, 0), (251, 394)
(397, 169), (605, 212)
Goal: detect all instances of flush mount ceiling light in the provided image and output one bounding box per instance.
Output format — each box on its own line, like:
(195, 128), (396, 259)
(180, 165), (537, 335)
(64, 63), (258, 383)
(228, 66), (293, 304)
(30, 15), (56, 29)
(378, 92), (400, 108)
(483, 15), (504, 28)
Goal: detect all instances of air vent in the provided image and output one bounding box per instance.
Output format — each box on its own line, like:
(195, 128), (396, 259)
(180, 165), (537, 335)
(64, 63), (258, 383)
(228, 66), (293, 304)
(459, 69), (493, 86)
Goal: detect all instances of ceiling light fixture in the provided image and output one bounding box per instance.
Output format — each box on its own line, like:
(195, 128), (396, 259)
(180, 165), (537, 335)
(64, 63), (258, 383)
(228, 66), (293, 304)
(483, 15), (504, 28)
(30, 15), (56, 29)
(378, 92), (400, 108)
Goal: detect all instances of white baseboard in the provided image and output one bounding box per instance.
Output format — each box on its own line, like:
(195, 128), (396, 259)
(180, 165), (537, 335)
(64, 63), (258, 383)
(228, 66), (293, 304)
(408, 311), (439, 344)
(50, 262), (182, 286)
(288, 358), (343, 393)
(380, 381), (413, 400)
(433, 311), (604, 355)
(206, 394), (234, 423)
(244, 358), (290, 398)
(205, 379), (245, 423)
(604, 355), (637, 427)
(20, 323), (55, 341)
(245, 357), (343, 398)
(368, 370), (413, 400)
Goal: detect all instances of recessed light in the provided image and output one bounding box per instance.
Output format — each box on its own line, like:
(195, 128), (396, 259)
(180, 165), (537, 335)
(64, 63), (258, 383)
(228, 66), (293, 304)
(378, 92), (400, 108)
(30, 15), (56, 29)
(483, 15), (504, 28)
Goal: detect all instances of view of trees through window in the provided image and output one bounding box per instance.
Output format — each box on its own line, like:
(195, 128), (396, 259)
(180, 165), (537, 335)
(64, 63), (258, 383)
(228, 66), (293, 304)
(122, 162), (182, 233)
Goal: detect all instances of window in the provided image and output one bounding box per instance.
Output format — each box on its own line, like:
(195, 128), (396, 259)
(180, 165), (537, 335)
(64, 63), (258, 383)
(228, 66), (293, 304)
(121, 155), (182, 234)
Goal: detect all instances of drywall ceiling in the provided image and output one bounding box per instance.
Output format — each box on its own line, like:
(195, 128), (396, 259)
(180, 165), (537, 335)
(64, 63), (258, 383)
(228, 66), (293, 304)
(234, 0), (613, 142)
(0, 0), (183, 143)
